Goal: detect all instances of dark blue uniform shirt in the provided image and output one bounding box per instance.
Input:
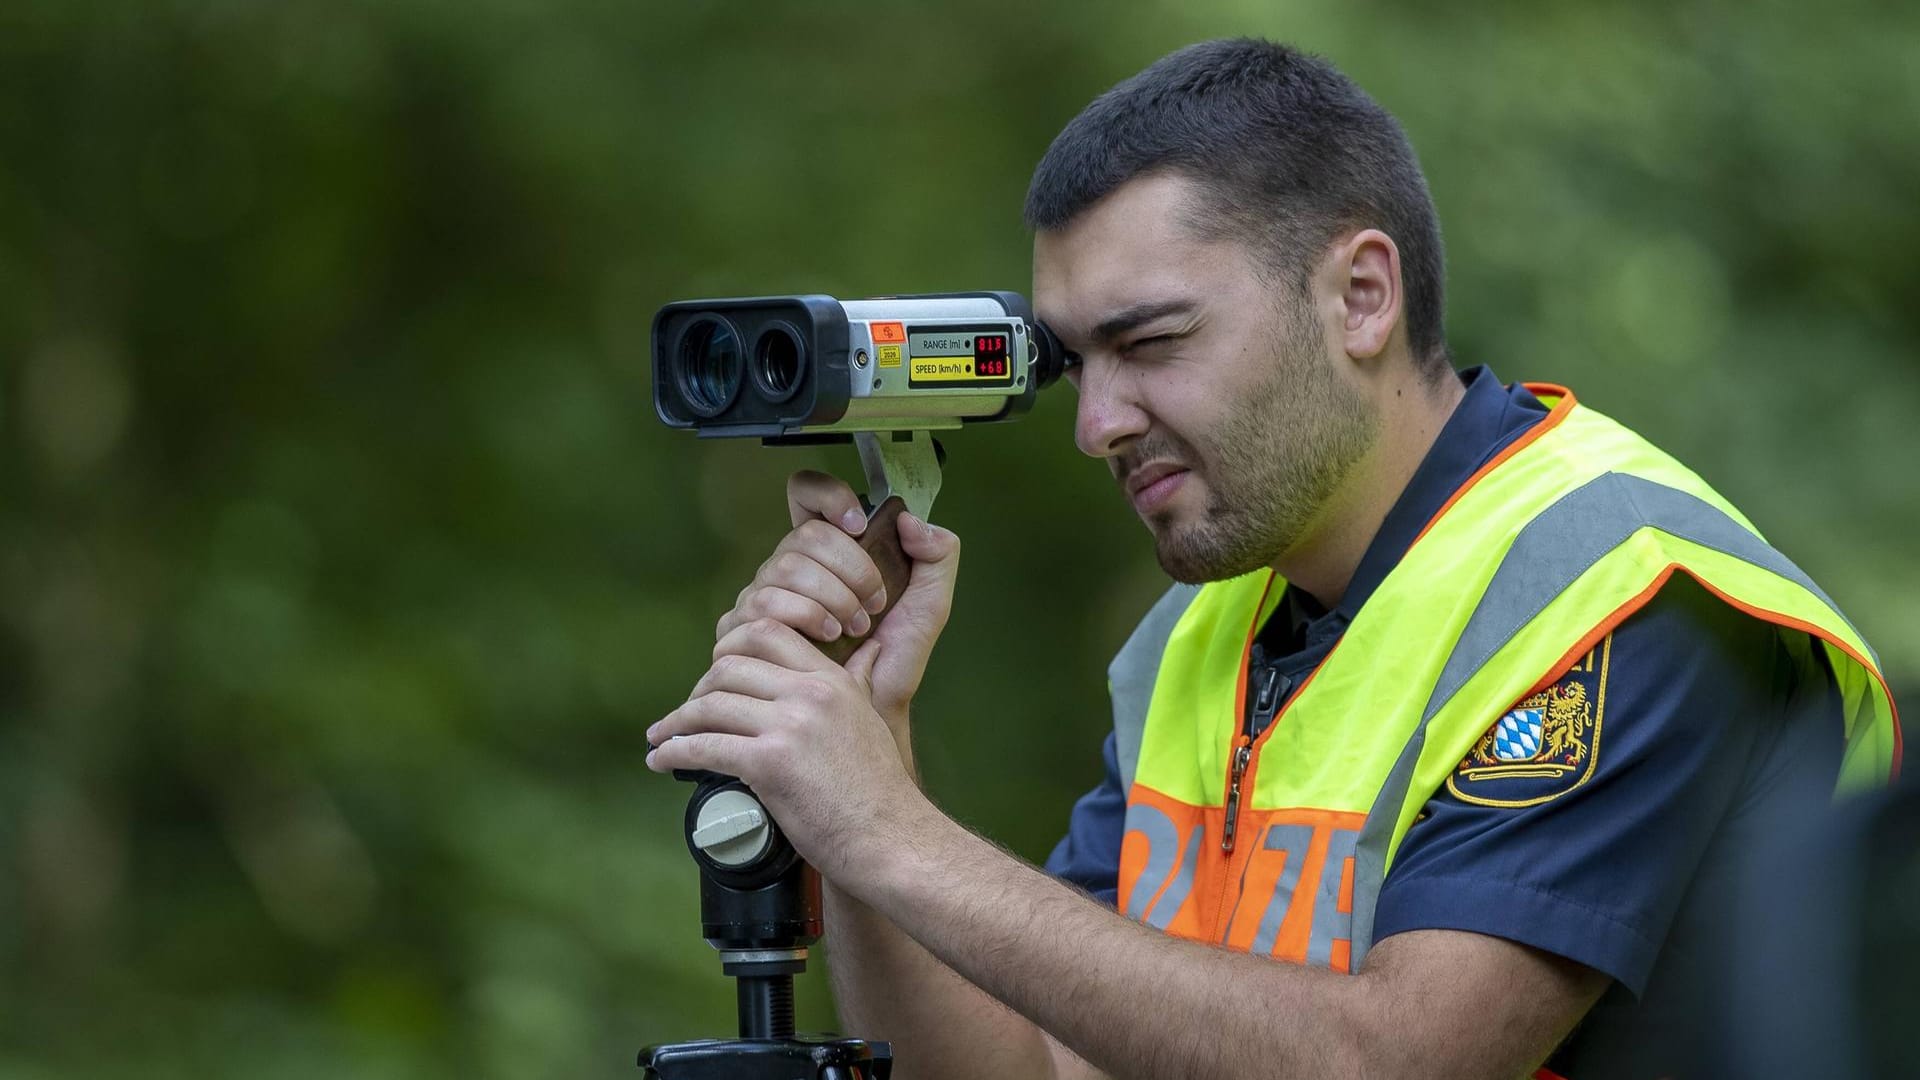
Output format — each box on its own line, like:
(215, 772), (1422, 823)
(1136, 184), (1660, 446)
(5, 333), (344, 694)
(1043, 366), (1844, 1075)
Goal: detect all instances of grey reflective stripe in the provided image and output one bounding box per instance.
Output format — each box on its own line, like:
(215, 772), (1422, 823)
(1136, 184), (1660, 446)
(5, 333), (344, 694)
(1435, 472), (1861, 708)
(1119, 802), (1180, 921)
(1305, 826), (1361, 968)
(1109, 584), (1201, 791)
(1248, 823), (1313, 956)
(1347, 471), (1844, 966)
(1146, 823), (1203, 930)
(1120, 801), (1202, 930)
(1240, 822), (1360, 963)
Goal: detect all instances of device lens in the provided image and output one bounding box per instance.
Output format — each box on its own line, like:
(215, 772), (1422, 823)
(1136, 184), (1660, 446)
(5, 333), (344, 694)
(754, 324), (804, 402)
(677, 316), (743, 417)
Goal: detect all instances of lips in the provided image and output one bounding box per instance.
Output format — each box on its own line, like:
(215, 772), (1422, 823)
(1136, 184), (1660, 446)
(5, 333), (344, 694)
(1125, 462), (1186, 498)
(1125, 462), (1190, 513)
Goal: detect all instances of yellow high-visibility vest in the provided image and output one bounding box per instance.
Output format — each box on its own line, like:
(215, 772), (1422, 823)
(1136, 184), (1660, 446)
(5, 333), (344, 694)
(1109, 386), (1900, 972)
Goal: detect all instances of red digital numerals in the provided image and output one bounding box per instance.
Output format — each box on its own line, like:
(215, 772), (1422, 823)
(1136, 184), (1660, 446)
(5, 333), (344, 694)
(974, 335), (1009, 378)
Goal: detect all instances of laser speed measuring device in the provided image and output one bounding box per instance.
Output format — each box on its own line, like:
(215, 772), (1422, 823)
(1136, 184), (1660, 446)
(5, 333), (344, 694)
(640, 291), (1061, 1079)
(653, 292), (1066, 441)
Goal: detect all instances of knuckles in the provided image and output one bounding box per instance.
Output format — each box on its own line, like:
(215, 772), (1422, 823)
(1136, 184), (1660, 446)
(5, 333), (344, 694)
(745, 616), (791, 644)
(710, 653), (751, 682)
(769, 549), (815, 581)
(793, 675), (838, 706)
(712, 616), (785, 661)
(792, 518), (843, 552)
(785, 470), (851, 505)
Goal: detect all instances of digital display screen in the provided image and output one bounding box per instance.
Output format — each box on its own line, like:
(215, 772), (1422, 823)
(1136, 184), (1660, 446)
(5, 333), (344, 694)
(905, 324), (1019, 387)
(973, 334), (1010, 378)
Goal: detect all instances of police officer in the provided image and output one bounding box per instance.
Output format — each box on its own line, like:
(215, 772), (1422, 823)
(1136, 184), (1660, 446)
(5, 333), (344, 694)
(646, 39), (1899, 1079)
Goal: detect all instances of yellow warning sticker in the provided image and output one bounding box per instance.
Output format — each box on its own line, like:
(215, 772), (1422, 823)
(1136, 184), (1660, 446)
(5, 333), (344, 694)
(877, 344), (903, 368)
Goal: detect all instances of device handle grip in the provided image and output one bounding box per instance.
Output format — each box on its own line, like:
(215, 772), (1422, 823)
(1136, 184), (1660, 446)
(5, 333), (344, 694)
(817, 495), (913, 667)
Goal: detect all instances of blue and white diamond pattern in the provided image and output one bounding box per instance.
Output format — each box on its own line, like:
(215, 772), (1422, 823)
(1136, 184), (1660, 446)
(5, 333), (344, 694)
(1491, 708), (1546, 762)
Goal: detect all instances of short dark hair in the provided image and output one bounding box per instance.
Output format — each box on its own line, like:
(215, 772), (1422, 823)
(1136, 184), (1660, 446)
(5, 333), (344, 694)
(1025, 38), (1451, 370)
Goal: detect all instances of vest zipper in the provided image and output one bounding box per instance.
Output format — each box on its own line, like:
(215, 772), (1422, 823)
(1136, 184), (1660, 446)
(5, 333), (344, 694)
(1222, 736), (1253, 852)
(1223, 662), (1287, 853)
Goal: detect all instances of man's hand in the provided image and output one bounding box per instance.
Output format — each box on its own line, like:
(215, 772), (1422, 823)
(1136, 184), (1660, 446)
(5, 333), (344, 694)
(715, 470), (961, 743)
(645, 618), (925, 879)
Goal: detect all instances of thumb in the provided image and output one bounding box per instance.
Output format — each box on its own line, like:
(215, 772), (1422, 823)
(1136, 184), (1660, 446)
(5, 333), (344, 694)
(845, 637), (882, 692)
(895, 512), (960, 583)
(889, 512), (960, 633)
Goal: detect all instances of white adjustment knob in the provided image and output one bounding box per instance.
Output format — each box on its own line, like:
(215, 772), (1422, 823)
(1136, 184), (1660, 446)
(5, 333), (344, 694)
(691, 789), (773, 868)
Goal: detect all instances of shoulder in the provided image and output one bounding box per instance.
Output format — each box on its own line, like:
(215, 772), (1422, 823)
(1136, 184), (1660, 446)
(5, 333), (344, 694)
(1447, 573), (1806, 809)
(1376, 573), (1843, 995)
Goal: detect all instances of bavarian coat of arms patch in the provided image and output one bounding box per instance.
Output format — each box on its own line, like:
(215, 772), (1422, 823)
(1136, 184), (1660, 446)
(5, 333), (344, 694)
(1446, 634), (1610, 807)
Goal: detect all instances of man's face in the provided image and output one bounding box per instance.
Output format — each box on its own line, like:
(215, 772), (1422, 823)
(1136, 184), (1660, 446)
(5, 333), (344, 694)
(1033, 172), (1378, 583)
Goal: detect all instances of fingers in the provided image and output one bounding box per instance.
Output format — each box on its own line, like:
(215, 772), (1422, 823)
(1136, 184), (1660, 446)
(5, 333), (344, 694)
(720, 584), (848, 643)
(787, 469), (868, 535)
(717, 510), (888, 645)
(646, 730), (751, 776)
(718, 540), (881, 642)
(713, 616), (837, 673)
(651, 688), (779, 745)
(773, 522), (888, 614)
(688, 653), (793, 703)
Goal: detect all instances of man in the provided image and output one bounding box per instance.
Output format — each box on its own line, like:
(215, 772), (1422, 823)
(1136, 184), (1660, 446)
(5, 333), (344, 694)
(646, 39), (1899, 1078)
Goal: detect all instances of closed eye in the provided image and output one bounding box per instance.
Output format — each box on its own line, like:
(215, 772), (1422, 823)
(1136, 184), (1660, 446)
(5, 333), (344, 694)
(1127, 333), (1185, 353)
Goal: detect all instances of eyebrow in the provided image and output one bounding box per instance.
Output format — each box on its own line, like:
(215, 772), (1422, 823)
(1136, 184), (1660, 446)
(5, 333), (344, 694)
(1088, 298), (1201, 346)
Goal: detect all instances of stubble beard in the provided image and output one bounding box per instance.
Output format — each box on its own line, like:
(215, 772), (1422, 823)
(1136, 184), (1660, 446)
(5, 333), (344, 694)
(1148, 314), (1380, 585)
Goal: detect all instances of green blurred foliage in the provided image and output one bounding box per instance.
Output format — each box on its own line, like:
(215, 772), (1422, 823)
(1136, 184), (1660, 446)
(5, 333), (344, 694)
(1, 1), (1915, 1076)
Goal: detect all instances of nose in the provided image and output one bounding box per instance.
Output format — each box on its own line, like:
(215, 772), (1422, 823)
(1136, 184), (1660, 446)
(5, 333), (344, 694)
(1073, 360), (1149, 459)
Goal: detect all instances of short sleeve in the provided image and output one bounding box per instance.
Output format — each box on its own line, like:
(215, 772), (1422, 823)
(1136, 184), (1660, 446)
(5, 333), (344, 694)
(1371, 574), (1844, 995)
(1042, 731), (1128, 905)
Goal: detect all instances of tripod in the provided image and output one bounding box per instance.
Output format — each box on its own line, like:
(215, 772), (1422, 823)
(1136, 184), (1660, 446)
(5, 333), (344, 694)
(635, 771), (892, 1080)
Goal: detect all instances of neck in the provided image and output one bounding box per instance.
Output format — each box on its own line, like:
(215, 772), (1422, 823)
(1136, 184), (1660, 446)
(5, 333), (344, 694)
(1273, 367), (1466, 609)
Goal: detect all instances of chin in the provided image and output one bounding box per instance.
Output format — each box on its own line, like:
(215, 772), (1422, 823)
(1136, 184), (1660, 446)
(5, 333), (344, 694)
(1151, 516), (1283, 585)
(1152, 534), (1241, 585)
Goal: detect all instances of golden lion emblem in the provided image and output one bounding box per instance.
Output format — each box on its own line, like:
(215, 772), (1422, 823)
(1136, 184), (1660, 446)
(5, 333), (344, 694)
(1465, 680), (1593, 771)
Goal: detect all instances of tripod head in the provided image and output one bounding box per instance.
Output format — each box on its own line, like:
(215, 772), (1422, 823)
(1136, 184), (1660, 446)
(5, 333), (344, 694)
(680, 770), (819, 1039)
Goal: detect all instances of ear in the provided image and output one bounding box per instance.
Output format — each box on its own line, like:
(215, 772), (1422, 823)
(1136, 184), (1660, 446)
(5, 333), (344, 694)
(1329, 228), (1403, 363)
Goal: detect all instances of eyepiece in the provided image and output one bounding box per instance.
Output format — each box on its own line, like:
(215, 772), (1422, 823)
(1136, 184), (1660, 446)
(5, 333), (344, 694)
(754, 323), (804, 403)
(1028, 320), (1067, 389)
(676, 316), (744, 417)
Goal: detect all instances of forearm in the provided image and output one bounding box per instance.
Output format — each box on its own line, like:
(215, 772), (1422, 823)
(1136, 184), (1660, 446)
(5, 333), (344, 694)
(822, 878), (1083, 1080)
(855, 806), (1596, 1080)
(856, 818), (1372, 1080)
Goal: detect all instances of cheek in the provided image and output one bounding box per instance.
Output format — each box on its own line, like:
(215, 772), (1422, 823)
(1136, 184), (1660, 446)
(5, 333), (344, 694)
(1187, 380), (1278, 478)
